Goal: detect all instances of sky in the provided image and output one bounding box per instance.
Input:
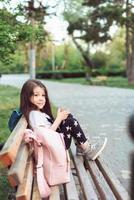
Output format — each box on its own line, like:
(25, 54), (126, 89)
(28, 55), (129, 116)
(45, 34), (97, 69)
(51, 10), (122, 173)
(45, 16), (69, 43)
(44, 0), (69, 43)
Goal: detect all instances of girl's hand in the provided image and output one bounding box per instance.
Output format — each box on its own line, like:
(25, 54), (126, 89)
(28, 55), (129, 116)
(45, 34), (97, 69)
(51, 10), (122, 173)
(57, 107), (70, 121)
(50, 108), (71, 131)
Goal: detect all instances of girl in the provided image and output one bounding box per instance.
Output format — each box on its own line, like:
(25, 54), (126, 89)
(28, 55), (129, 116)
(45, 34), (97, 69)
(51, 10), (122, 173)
(20, 79), (107, 161)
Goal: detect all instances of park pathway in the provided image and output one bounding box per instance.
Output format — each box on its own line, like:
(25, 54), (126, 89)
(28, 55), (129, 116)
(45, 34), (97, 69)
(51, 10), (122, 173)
(0, 74), (134, 191)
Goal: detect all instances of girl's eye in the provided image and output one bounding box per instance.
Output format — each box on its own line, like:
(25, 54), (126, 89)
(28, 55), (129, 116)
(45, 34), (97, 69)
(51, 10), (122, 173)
(33, 94), (45, 97)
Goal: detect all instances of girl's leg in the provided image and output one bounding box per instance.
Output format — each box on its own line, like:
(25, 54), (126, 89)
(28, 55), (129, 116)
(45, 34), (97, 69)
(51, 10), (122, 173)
(58, 114), (107, 161)
(58, 114), (87, 149)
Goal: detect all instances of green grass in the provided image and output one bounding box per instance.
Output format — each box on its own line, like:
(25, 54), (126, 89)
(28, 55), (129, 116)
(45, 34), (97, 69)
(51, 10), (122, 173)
(55, 77), (87, 84)
(0, 165), (16, 200)
(0, 85), (20, 143)
(92, 76), (134, 89)
(0, 85), (20, 200)
(44, 76), (134, 89)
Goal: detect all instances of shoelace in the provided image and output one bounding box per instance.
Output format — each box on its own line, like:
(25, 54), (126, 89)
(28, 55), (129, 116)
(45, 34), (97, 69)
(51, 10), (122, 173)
(90, 143), (98, 150)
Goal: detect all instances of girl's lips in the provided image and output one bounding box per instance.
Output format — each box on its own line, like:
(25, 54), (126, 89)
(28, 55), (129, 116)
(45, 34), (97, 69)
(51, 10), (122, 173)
(37, 103), (44, 107)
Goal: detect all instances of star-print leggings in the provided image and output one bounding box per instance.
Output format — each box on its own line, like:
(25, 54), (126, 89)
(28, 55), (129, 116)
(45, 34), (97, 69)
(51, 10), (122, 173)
(57, 114), (87, 149)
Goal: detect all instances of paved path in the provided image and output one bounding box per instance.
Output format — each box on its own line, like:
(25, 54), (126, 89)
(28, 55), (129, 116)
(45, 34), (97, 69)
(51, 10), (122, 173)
(0, 74), (134, 191)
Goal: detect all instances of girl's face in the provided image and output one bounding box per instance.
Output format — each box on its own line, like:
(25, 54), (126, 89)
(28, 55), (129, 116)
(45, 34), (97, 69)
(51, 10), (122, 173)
(30, 86), (46, 110)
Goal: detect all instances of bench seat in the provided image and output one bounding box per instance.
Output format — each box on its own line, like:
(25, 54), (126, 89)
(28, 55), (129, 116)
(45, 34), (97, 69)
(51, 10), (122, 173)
(0, 117), (130, 200)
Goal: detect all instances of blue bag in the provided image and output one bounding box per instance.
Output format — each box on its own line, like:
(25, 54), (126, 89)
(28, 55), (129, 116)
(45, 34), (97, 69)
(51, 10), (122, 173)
(8, 109), (22, 132)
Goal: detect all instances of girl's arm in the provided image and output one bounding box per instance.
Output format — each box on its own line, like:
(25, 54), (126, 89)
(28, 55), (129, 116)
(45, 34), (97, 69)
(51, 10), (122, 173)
(50, 108), (70, 131)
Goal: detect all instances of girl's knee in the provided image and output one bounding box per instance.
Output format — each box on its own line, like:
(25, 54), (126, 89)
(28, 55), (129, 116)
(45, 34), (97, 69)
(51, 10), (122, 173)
(65, 114), (77, 125)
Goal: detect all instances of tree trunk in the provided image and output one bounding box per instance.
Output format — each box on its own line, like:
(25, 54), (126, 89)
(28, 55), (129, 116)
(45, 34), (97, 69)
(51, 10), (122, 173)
(29, 17), (36, 79)
(126, 0), (134, 84)
(72, 36), (93, 82)
(36, 46), (42, 68)
(72, 36), (93, 68)
(24, 44), (29, 73)
(126, 0), (130, 72)
(63, 42), (69, 70)
(127, 36), (134, 83)
(29, 42), (36, 79)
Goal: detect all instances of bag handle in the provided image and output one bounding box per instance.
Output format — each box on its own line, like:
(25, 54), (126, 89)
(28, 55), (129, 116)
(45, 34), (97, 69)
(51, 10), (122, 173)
(23, 129), (51, 198)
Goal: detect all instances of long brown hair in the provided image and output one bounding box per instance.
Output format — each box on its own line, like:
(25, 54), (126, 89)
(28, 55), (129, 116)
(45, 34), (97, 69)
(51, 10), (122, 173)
(20, 79), (54, 126)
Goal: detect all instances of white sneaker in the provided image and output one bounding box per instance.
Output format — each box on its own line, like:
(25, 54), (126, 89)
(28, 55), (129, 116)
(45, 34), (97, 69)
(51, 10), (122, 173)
(76, 145), (84, 156)
(84, 137), (107, 161)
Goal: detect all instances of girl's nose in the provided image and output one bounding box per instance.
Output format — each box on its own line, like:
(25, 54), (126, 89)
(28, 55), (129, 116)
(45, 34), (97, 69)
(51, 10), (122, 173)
(40, 96), (45, 100)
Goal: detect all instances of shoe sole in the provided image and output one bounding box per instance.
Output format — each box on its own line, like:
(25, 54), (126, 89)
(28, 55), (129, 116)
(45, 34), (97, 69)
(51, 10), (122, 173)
(91, 137), (108, 161)
(76, 152), (84, 156)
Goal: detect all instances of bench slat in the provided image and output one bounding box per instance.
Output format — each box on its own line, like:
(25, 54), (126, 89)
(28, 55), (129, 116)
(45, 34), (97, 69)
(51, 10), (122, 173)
(0, 117), (27, 166)
(8, 142), (29, 187)
(2, 116), (129, 200)
(86, 159), (116, 200)
(32, 177), (41, 200)
(16, 158), (33, 200)
(49, 186), (60, 200)
(71, 143), (98, 200)
(96, 157), (130, 200)
(32, 177), (60, 200)
(64, 171), (79, 200)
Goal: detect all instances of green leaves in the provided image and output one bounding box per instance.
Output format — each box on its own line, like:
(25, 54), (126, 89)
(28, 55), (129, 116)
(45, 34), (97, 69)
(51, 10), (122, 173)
(0, 1), (50, 64)
(64, 0), (124, 44)
(0, 9), (19, 62)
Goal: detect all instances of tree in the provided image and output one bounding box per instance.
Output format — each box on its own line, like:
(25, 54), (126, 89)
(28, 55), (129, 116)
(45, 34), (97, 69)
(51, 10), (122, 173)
(0, 0), (51, 76)
(105, 28), (126, 71)
(64, 0), (134, 83)
(16, 0), (50, 78)
(63, 0), (123, 80)
(125, 0), (134, 83)
(0, 8), (21, 63)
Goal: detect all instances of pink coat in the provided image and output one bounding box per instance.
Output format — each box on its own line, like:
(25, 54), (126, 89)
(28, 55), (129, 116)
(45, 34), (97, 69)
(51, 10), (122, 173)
(24, 127), (70, 198)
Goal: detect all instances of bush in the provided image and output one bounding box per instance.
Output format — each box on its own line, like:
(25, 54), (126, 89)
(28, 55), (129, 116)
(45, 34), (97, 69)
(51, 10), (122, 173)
(92, 67), (126, 77)
(36, 70), (85, 79)
(91, 51), (108, 69)
(0, 62), (24, 74)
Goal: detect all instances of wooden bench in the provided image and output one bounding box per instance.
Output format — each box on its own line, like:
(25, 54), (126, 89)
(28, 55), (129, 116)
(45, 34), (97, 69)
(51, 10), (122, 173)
(0, 116), (130, 200)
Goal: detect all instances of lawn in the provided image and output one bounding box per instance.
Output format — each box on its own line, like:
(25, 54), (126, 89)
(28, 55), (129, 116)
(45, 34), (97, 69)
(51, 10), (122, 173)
(0, 85), (20, 200)
(93, 76), (134, 89)
(45, 76), (134, 89)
